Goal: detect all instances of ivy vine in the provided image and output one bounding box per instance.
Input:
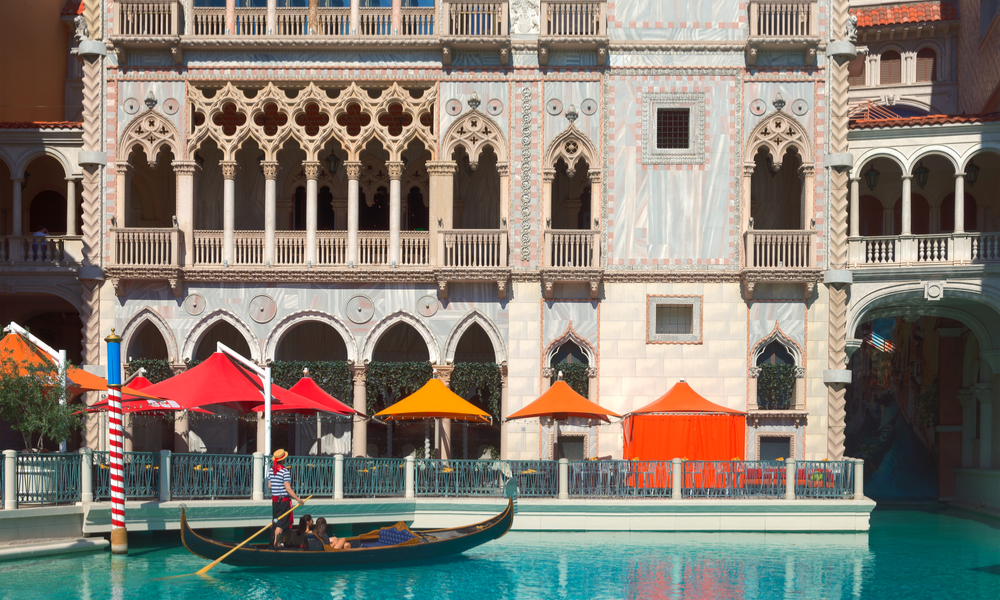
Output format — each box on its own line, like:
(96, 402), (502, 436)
(551, 363), (590, 398)
(757, 364), (797, 410)
(364, 361), (433, 417)
(451, 362), (502, 421)
(268, 360), (353, 405)
(124, 358), (173, 383)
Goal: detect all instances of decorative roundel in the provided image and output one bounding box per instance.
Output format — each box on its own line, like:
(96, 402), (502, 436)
(580, 99), (598, 115)
(345, 294), (375, 324)
(123, 98), (140, 115)
(247, 294), (277, 324)
(445, 99), (463, 116)
(486, 99), (504, 116)
(163, 98), (179, 115)
(749, 99), (767, 116)
(183, 294), (206, 316)
(545, 99), (563, 116)
(791, 99), (809, 116)
(417, 295), (439, 317)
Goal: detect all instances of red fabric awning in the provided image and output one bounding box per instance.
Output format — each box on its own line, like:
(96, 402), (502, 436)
(285, 377), (361, 416)
(507, 380), (621, 423)
(629, 381), (745, 415)
(86, 376), (209, 414)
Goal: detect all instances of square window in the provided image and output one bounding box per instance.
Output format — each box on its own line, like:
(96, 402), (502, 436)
(641, 92), (705, 165)
(656, 108), (690, 149)
(647, 296), (702, 344)
(759, 437), (793, 461)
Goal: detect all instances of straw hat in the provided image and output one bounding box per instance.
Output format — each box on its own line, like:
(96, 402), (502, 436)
(273, 449), (289, 462)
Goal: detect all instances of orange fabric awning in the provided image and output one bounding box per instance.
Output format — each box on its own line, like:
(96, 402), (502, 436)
(629, 380), (745, 415)
(374, 378), (491, 423)
(506, 380), (621, 423)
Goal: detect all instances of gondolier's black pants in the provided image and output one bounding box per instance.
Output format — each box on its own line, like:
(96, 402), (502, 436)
(273, 497), (291, 530)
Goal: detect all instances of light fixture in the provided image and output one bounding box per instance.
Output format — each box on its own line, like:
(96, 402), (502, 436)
(965, 160), (980, 187)
(864, 163), (880, 190)
(325, 152), (341, 174)
(913, 161), (929, 189)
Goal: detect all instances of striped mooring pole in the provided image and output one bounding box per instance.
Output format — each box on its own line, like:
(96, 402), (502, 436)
(105, 329), (128, 555)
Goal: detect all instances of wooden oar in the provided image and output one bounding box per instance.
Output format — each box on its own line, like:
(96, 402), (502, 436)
(161, 495), (312, 580)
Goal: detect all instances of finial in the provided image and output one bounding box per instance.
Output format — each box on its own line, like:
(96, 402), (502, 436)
(773, 92), (785, 111)
(557, 370), (564, 381)
(565, 104), (578, 123)
(303, 367), (309, 376)
(467, 92), (481, 110)
(145, 90), (158, 110)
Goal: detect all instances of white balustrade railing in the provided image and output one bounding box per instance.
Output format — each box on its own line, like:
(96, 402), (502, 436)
(0, 236), (73, 265)
(744, 230), (815, 268)
(970, 232), (1000, 262)
(401, 7), (436, 36)
(748, 1), (817, 37)
(444, 1), (508, 36)
(358, 232), (390, 266)
(193, 231), (223, 266)
(316, 232), (348, 266)
(359, 8), (393, 36)
(850, 236), (898, 265)
(115, 0), (179, 37)
(192, 8), (225, 36)
(111, 228), (178, 267)
(317, 7), (351, 36)
(441, 229), (508, 267)
(232, 231), (265, 266)
(276, 8), (309, 36)
(234, 8), (267, 36)
(541, 0), (607, 37)
(546, 230), (599, 268)
(399, 232), (430, 266)
(915, 234), (951, 263)
(849, 232), (1000, 267)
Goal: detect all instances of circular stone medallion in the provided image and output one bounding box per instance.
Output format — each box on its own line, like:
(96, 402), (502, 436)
(163, 98), (180, 115)
(183, 293), (206, 316)
(445, 99), (463, 116)
(486, 99), (504, 116)
(791, 99), (809, 116)
(247, 294), (277, 324)
(417, 295), (439, 317)
(546, 99), (563, 116)
(580, 99), (598, 115)
(346, 294), (375, 324)
(123, 98), (140, 115)
(749, 99), (767, 116)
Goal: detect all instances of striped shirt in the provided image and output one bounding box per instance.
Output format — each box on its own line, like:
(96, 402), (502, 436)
(267, 467), (291, 499)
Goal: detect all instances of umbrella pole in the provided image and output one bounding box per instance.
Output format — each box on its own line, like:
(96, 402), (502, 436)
(58, 349), (67, 453)
(263, 366), (272, 458)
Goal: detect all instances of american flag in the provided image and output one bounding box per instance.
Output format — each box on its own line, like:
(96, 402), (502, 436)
(864, 332), (895, 354)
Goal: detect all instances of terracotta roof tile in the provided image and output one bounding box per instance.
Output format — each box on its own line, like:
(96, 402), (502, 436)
(61, 1), (84, 17)
(851, 1), (958, 27)
(849, 113), (1000, 129)
(0, 122), (83, 130)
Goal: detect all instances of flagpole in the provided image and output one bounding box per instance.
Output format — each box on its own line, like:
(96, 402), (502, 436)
(105, 329), (128, 555)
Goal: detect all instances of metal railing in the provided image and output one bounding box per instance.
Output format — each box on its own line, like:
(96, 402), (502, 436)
(415, 459), (559, 497)
(748, 1), (817, 37)
(541, 0), (608, 36)
(546, 230), (599, 267)
(682, 461), (788, 499)
(794, 460), (854, 498)
(441, 229), (508, 267)
(443, 1), (508, 36)
(569, 460), (674, 498)
(745, 230), (815, 268)
(344, 458), (406, 497)
(0, 236), (71, 265)
(171, 453), (254, 499)
(92, 451), (160, 500)
(115, 0), (180, 37)
(111, 227), (178, 267)
(272, 456), (339, 497)
(16, 453), (82, 506)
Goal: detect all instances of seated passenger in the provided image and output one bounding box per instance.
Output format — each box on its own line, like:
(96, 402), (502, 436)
(288, 514), (312, 548)
(307, 518), (351, 550)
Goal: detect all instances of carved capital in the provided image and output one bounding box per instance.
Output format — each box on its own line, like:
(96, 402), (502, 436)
(794, 366), (806, 379)
(171, 160), (199, 176)
(588, 169), (602, 184)
(345, 161), (362, 180)
(303, 161), (321, 180)
(496, 163), (510, 178)
(973, 383), (994, 405)
(351, 364), (367, 385)
(586, 366), (598, 378)
(426, 160), (458, 177)
(437, 279), (449, 299)
(169, 362), (188, 375)
(221, 161), (237, 180)
(542, 168), (556, 183)
(748, 366), (762, 379)
(541, 367), (555, 378)
(261, 161), (279, 180)
(433, 364), (455, 386)
(742, 163), (756, 178)
(798, 164), (815, 178)
(497, 279), (507, 299)
(387, 161), (404, 180)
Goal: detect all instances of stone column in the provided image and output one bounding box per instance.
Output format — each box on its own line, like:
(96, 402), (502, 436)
(499, 364), (509, 459)
(267, 0), (276, 34)
(114, 164), (133, 228)
(434, 365), (455, 460)
(900, 174), (912, 235)
(974, 384), (993, 469)
(350, 0), (360, 34)
(953, 172), (965, 233)
(541, 169), (555, 266)
(174, 411), (190, 453)
(799, 164), (815, 230)
(304, 161), (320, 265)
(427, 161), (456, 267)
(958, 389), (975, 468)
(346, 161), (361, 265)
(65, 177), (78, 235)
(221, 160), (237, 264)
(352, 364), (367, 457)
(173, 160), (198, 267)
(226, 0), (236, 34)
(391, 0), (402, 33)
(11, 178), (22, 236)
(849, 177), (860, 237)
(262, 161), (279, 265)
(387, 161), (403, 265)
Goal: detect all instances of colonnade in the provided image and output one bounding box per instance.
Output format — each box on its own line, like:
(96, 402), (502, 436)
(849, 169), (968, 237)
(211, 0), (417, 37)
(7, 174), (79, 236)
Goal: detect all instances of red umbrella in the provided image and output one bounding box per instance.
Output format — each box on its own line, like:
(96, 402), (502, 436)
(283, 376), (361, 416)
(86, 376), (211, 414)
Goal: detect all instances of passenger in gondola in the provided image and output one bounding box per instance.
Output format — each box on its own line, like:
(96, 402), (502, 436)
(267, 449), (302, 548)
(288, 514), (313, 548)
(307, 518), (351, 551)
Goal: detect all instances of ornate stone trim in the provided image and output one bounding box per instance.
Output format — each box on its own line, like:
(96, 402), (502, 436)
(519, 85), (533, 262)
(117, 109), (184, 164)
(640, 92), (707, 165)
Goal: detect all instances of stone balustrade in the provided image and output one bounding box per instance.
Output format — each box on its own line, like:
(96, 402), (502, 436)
(443, 1), (509, 37)
(848, 232), (1000, 267)
(545, 230), (600, 268)
(748, 0), (818, 38)
(0, 235), (79, 266)
(440, 229), (508, 267)
(540, 0), (607, 37)
(744, 229), (816, 269)
(114, 0), (180, 37)
(111, 227), (178, 267)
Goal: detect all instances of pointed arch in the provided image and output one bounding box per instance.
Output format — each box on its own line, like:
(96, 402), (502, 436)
(118, 109), (184, 165)
(745, 110), (813, 166)
(543, 324), (596, 366)
(360, 310), (440, 364)
(263, 310), (359, 363)
(443, 309), (507, 364)
(121, 308), (179, 362)
(749, 322), (803, 369)
(441, 109), (508, 167)
(545, 123), (599, 179)
(181, 309), (261, 363)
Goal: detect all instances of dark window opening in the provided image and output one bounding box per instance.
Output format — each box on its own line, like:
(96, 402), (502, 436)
(656, 108), (690, 149)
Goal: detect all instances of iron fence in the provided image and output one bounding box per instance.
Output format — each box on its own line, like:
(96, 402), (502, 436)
(414, 460), (559, 498)
(92, 451), (160, 500)
(171, 453), (253, 499)
(16, 453), (82, 505)
(343, 458), (406, 498)
(265, 456), (338, 498)
(794, 460), (854, 499)
(682, 460), (789, 499)
(569, 460), (674, 498)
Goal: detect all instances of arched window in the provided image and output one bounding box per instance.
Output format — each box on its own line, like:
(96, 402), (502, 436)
(848, 54), (866, 87)
(916, 48), (937, 82)
(880, 51), (902, 85)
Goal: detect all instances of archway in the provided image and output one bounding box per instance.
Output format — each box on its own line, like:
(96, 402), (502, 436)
(18, 155), (73, 235)
(451, 322), (501, 459)
(126, 147), (176, 228)
(367, 321), (433, 458)
(274, 321), (349, 361)
(126, 320), (169, 361)
(750, 147), (803, 230)
(453, 145), (500, 229)
(192, 320), (252, 361)
(28, 191), (67, 233)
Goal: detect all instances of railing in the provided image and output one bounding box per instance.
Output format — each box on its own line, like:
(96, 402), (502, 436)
(682, 461), (787, 499)
(234, 7), (267, 36)
(744, 230), (815, 268)
(748, 1), (817, 37)
(16, 453), (82, 506)
(401, 7), (436, 36)
(357, 232), (389, 266)
(971, 232), (1000, 262)
(400, 231), (430, 266)
(233, 231), (265, 266)
(276, 8), (309, 36)
(92, 451), (160, 500)
(569, 460), (674, 498)
(317, 7), (351, 36)
(915, 234), (951, 262)
(441, 229), (508, 267)
(0, 235), (71, 265)
(849, 232), (1000, 267)
(541, 0), (607, 37)
(359, 7), (393, 36)
(193, 230), (223, 266)
(443, 1), (508, 36)
(344, 458), (406, 498)
(114, 0), (180, 37)
(111, 227), (178, 267)
(794, 460), (854, 499)
(317, 231), (348, 265)
(171, 453), (254, 499)
(274, 456), (339, 496)
(192, 7), (226, 36)
(416, 460), (559, 497)
(546, 230), (599, 268)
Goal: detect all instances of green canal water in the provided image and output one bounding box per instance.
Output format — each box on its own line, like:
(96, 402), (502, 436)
(1, 507), (997, 599)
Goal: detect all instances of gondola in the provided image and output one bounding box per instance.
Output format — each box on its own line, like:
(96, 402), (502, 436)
(180, 498), (514, 568)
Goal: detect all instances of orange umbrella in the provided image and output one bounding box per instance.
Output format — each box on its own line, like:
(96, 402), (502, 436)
(507, 380), (621, 423)
(374, 378), (491, 423)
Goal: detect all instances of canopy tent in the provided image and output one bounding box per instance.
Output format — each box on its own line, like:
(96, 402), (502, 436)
(374, 378), (491, 423)
(283, 376), (361, 416)
(622, 381), (746, 461)
(506, 380), (621, 423)
(86, 376), (209, 414)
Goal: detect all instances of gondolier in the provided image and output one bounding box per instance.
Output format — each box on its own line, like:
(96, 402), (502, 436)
(267, 449), (301, 548)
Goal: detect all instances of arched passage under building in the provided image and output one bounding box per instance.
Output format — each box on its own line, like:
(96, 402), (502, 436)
(366, 321), (432, 458)
(452, 322), (502, 459)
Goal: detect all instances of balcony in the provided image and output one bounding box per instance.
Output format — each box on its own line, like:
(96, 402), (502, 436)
(441, 1), (510, 64)
(745, 1), (820, 66)
(848, 232), (1000, 268)
(741, 230), (821, 299)
(541, 230), (602, 299)
(0, 235), (82, 268)
(538, 0), (608, 65)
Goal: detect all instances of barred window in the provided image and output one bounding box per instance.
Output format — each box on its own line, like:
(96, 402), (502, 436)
(647, 296), (702, 343)
(656, 108), (690, 149)
(655, 305), (693, 335)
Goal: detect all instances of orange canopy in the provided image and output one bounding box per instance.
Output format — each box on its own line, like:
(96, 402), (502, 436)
(506, 380), (621, 423)
(630, 380), (745, 415)
(374, 378), (491, 424)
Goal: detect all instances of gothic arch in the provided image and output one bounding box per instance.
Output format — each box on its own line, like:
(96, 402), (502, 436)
(118, 109), (184, 165)
(745, 110), (813, 166)
(443, 309), (507, 364)
(543, 324), (596, 366)
(441, 106), (508, 168)
(749, 322), (803, 369)
(545, 122), (599, 180)
(121, 308), (179, 362)
(263, 310), (359, 362)
(360, 310), (440, 364)
(181, 308), (261, 362)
